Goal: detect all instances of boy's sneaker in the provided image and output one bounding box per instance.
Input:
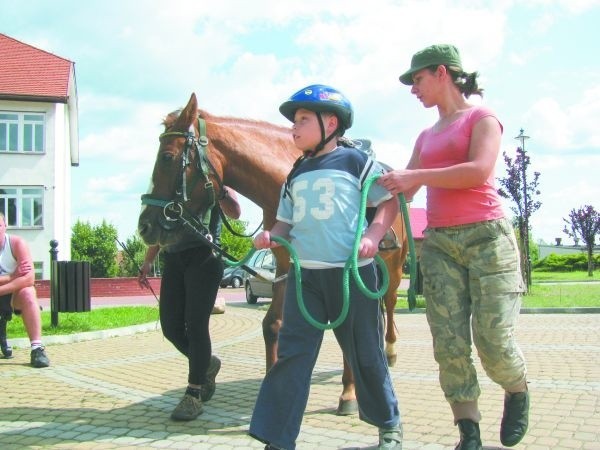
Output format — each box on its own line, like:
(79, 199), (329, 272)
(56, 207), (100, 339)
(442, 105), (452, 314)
(378, 425), (402, 449)
(31, 347), (50, 368)
(200, 355), (221, 402)
(171, 394), (203, 421)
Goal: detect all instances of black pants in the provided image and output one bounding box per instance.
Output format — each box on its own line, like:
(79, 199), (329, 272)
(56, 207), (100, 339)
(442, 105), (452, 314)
(159, 246), (223, 385)
(0, 294), (12, 321)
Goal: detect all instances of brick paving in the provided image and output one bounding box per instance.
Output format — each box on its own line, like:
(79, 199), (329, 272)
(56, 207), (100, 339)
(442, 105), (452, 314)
(1, 297), (599, 449)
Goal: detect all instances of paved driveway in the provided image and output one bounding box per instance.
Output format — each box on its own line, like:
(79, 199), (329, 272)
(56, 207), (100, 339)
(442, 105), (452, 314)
(1, 303), (599, 449)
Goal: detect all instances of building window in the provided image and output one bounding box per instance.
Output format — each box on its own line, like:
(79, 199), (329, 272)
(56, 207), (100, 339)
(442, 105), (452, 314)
(0, 187), (44, 228)
(34, 261), (43, 280)
(0, 112), (45, 153)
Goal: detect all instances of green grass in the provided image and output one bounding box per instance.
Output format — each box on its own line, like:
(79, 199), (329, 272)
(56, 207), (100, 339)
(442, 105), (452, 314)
(6, 306), (159, 338)
(397, 270), (599, 310)
(530, 270), (596, 282)
(3, 271), (597, 338)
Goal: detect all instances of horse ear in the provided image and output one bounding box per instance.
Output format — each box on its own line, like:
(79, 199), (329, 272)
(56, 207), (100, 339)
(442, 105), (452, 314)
(175, 93), (199, 129)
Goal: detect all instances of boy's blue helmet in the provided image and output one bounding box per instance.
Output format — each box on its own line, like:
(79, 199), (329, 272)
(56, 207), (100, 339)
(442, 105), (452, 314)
(279, 84), (354, 132)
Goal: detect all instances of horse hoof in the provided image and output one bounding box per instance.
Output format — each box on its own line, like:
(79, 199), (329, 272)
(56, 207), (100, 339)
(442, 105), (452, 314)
(336, 398), (358, 416)
(387, 353), (397, 367)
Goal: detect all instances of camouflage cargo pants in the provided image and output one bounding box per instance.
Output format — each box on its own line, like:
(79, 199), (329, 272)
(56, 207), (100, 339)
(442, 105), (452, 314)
(421, 218), (527, 404)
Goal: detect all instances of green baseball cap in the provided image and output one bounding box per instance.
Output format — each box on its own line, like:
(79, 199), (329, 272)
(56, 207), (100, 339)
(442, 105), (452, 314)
(399, 44), (463, 85)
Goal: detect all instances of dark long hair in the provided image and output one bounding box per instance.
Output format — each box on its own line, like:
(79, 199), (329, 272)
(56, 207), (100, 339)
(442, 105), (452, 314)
(427, 64), (484, 98)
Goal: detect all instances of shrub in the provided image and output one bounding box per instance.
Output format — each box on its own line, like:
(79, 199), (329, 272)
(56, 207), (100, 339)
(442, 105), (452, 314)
(533, 253), (599, 272)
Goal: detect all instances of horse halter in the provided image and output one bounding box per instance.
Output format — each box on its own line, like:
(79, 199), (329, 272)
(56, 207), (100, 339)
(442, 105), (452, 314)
(141, 117), (224, 230)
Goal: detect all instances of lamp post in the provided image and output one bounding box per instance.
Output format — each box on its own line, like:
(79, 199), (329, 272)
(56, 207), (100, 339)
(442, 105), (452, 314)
(515, 128), (531, 288)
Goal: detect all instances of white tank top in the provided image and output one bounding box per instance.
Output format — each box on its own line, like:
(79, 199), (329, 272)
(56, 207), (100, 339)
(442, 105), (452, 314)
(0, 235), (17, 276)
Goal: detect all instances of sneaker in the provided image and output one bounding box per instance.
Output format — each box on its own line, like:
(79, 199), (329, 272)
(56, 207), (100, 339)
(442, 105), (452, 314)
(500, 390), (530, 447)
(30, 347), (50, 368)
(170, 393), (203, 421)
(200, 355), (221, 402)
(1, 337), (12, 359)
(211, 297), (226, 314)
(378, 425), (402, 449)
(455, 419), (482, 450)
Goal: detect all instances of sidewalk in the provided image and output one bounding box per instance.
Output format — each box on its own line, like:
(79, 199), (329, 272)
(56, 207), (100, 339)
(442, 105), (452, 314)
(1, 296), (599, 449)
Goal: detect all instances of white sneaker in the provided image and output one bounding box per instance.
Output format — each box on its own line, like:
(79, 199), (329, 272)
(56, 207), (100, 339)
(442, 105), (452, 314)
(212, 297), (226, 314)
(378, 425), (402, 449)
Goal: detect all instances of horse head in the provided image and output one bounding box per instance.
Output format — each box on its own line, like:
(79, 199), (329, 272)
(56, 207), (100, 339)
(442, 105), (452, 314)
(137, 93), (225, 247)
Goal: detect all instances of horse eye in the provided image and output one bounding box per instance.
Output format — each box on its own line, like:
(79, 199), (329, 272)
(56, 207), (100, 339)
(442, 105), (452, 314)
(161, 153), (175, 163)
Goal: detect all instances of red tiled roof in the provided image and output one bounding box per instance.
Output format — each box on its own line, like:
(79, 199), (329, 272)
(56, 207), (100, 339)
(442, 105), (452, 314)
(408, 207), (427, 239)
(0, 33), (73, 101)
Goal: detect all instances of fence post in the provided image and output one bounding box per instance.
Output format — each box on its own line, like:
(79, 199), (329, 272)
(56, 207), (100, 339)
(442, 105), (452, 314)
(49, 240), (59, 327)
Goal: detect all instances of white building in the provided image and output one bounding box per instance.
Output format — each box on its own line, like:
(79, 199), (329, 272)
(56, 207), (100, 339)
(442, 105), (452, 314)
(0, 33), (79, 279)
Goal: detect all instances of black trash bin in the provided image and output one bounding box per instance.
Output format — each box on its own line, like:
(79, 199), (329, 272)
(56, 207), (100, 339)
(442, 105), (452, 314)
(51, 261), (91, 313)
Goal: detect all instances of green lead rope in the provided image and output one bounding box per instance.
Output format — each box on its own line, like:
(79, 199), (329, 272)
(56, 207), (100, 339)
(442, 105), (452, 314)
(273, 174), (418, 330)
(225, 174), (418, 329)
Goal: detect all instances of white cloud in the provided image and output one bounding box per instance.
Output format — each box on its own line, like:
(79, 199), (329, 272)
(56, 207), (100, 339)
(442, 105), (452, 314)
(526, 85), (600, 151)
(7, 0), (598, 243)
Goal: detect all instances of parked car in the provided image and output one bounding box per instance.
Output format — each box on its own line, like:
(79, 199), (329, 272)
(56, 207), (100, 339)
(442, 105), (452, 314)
(244, 248), (276, 304)
(220, 266), (246, 288)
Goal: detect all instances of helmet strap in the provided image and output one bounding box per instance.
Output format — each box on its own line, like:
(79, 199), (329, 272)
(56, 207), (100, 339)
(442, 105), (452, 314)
(306, 112), (339, 157)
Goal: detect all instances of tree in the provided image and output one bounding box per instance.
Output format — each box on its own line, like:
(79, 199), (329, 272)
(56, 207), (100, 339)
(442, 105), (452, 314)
(563, 205), (599, 276)
(220, 219), (254, 261)
(497, 146), (542, 291)
(71, 220), (119, 278)
(116, 234), (149, 277)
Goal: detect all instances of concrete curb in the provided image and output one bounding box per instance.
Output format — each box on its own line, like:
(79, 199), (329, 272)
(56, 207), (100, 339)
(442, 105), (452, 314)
(6, 304), (599, 349)
(396, 307), (600, 314)
(7, 321), (162, 349)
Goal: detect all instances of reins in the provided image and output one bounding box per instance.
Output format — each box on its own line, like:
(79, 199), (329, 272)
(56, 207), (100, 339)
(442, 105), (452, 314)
(273, 174), (416, 330)
(141, 117), (222, 231)
(142, 115), (262, 240)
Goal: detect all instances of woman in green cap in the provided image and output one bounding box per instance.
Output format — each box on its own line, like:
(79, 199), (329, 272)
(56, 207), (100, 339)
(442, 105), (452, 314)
(379, 44), (529, 450)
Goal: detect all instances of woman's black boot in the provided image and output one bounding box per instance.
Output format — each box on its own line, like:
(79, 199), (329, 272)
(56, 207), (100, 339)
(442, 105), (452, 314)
(455, 419), (483, 450)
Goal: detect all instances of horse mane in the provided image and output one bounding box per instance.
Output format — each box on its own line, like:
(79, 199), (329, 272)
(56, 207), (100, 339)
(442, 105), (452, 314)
(198, 109), (290, 135)
(161, 109), (181, 129)
(162, 108), (290, 142)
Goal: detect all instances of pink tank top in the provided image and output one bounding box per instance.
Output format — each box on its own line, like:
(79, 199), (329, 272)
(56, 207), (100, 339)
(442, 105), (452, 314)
(416, 106), (505, 228)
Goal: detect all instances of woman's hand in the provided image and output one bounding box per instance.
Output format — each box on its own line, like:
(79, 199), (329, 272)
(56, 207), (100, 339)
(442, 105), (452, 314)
(378, 169), (419, 195)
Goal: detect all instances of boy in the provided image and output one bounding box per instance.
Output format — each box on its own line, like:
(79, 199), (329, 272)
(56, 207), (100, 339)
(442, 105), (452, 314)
(248, 84), (402, 450)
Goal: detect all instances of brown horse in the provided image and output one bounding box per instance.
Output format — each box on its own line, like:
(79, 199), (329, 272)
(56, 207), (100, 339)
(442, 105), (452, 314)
(138, 93), (409, 414)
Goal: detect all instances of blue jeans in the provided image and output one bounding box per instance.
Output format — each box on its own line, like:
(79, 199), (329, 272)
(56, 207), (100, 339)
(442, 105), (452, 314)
(249, 263), (400, 449)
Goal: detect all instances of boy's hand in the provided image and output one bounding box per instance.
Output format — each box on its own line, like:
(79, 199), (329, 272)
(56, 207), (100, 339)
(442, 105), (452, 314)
(254, 231), (278, 249)
(358, 237), (378, 259)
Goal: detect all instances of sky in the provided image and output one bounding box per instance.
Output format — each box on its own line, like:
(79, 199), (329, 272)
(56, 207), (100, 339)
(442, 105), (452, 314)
(2, 0), (599, 245)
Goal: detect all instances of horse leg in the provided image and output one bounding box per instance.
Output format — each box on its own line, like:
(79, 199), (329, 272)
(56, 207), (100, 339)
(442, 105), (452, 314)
(262, 278), (285, 370)
(337, 356), (358, 415)
(381, 237), (408, 367)
(384, 290), (398, 367)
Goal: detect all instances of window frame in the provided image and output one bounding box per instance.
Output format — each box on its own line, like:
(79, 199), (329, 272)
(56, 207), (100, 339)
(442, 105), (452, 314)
(0, 111), (46, 154)
(0, 186), (44, 228)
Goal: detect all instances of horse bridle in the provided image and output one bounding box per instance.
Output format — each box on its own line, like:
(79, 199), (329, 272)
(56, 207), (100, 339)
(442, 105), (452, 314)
(141, 117), (224, 231)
